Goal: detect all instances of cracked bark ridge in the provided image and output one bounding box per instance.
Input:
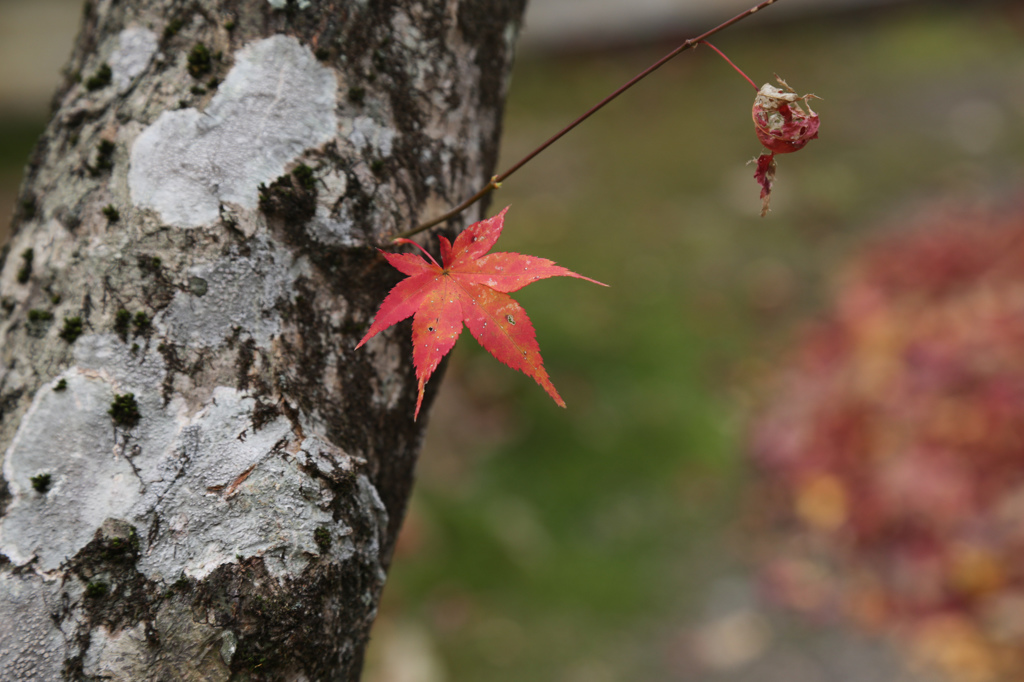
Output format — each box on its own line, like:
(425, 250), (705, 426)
(0, 0), (526, 679)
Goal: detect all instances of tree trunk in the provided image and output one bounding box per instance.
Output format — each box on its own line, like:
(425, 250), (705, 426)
(0, 0), (525, 678)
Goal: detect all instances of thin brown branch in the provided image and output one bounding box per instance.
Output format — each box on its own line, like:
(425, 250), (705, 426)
(390, 0), (782, 243)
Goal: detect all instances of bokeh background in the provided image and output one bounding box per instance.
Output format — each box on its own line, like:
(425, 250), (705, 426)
(3, 1), (1024, 680)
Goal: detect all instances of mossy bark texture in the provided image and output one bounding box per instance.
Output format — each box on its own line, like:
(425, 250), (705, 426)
(0, 0), (525, 679)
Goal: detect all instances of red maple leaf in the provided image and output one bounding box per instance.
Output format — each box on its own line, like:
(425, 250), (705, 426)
(751, 77), (819, 216)
(356, 207), (606, 419)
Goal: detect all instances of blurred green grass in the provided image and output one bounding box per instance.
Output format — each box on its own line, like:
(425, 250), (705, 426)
(370, 5), (1024, 681)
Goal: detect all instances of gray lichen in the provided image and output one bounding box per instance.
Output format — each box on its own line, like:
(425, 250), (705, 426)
(0, 572), (67, 680)
(128, 35), (338, 227)
(109, 27), (158, 92)
(346, 115), (396, 158)
(159, 238), (302, 348)
(1, 334), (369, 581)
(0, 372), (142, 570)
(1, 327), (386, 585)
(132, 385), (328, 581)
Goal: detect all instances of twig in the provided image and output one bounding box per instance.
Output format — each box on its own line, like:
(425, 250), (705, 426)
(701, 41), (758, 90)
(390, 0), (783, 243)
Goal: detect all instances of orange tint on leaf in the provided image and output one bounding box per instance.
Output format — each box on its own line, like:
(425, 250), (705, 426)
(356, 207), (606, 419)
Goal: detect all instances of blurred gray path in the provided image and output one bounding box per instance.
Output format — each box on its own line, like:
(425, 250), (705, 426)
(682, 575), (942, 682)
(520, 0), (903, 47)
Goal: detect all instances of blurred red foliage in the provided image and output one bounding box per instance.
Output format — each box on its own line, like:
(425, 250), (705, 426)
(750, 203), (1024, 682)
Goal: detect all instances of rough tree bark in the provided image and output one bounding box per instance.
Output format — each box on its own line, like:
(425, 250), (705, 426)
(0, 0), (525, 678)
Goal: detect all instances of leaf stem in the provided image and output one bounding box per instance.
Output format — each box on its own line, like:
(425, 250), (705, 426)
(700, 41), (758, 90)
(393, 237), (440, 267)
(390, 0), (782, 243)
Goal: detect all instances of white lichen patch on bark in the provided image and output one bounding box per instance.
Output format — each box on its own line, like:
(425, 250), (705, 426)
(0, 572), (67, 680)
(81, 601), (233, 682)
(74, 332), (173, 393)
(134, 386), (318, 581)
(128, 35), (338, 227)
(307, 170), (357, 246)
(110, 27), (158, 92)
(302, 112), (403, 246)
(294, 434), (357, 481)
(82, 623), (153, 680)
(0, 371), (143, 570)
(1, 332), (382, 582)
(160, 238), (301, 348)
(347, 116), (396, 158)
